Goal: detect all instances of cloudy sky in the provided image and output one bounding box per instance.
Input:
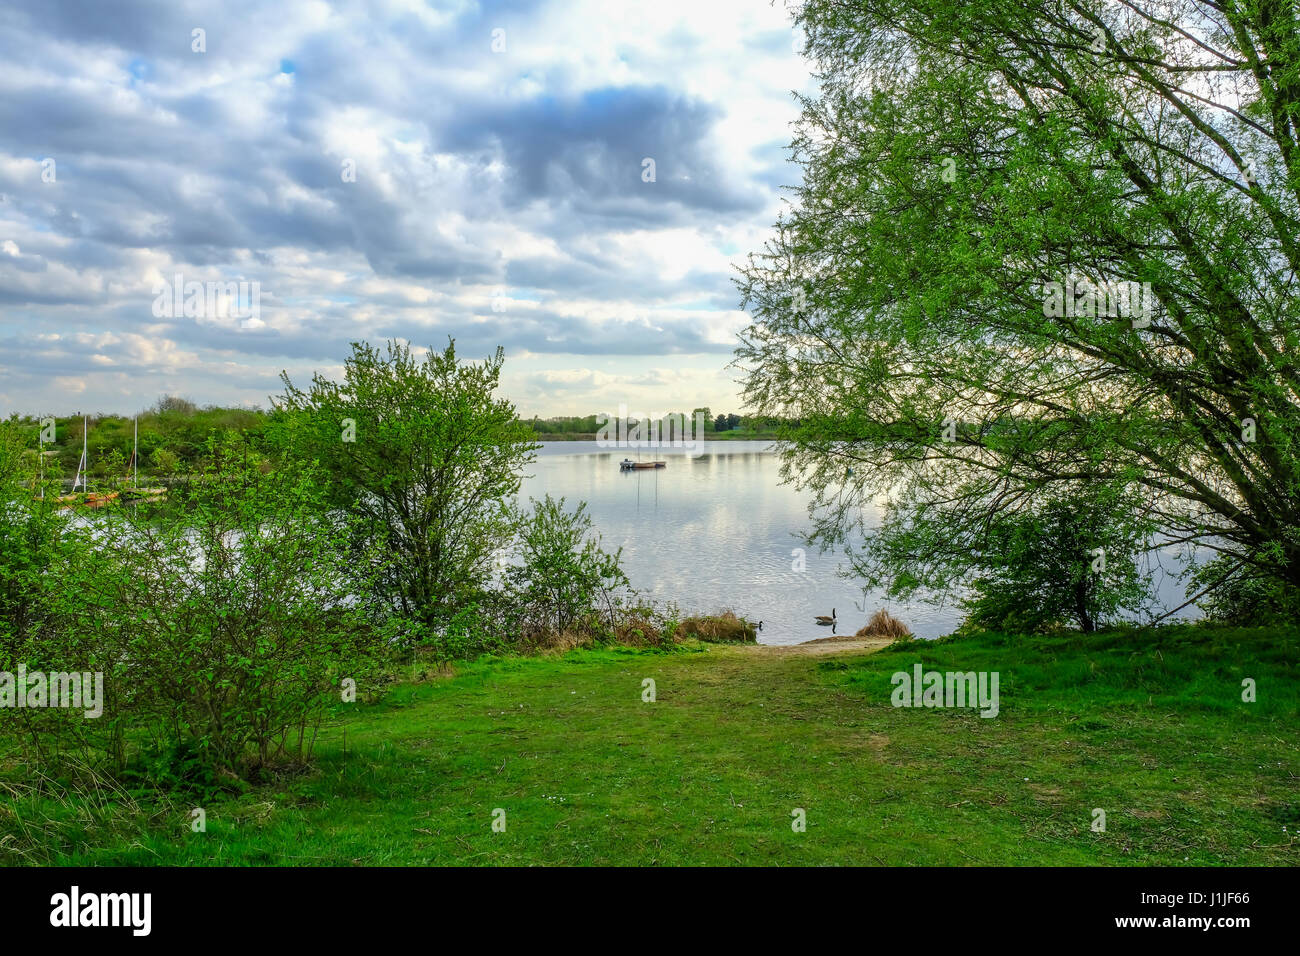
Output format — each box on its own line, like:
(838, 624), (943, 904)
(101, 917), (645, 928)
(0, 0), (814, 418)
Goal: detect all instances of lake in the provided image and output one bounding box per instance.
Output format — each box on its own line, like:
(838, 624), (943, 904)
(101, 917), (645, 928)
(521, 440), (959, 645)
(521, 441), (1201, 645)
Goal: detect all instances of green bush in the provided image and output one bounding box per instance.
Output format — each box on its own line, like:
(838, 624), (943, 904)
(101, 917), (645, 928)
(503, 495), (628, 643)
(0, 418), (100, 768)
(417, 601), (505, 663)
(17, 435), (398, 783)
(958, 489), (1152, 634)
(1189, 555), (1300, 626)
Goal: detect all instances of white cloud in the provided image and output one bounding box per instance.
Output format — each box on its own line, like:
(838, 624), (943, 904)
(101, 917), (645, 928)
(0, 0), (813, 415)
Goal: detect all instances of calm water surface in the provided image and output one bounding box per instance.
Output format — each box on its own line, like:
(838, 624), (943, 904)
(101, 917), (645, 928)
(521, 441), (1199, 646)
(521, 441), (959, 645)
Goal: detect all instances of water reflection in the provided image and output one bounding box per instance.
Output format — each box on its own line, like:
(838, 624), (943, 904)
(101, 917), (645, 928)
(522, 441), (1201, 645)
(521, 441), (961, 644)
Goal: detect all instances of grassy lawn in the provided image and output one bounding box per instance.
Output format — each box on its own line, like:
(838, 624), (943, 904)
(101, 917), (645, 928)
(3, 625), (1297, 866)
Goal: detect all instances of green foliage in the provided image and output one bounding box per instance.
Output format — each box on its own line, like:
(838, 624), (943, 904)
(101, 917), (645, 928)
(417, 602), (505, 663)
(0, 419), (93, 765)
(956, 491), (1154, 633)
(1189, 555), (1300, 627)
(30, 401), (267, 483)
(121, 739), (231, 801)
(149, 446), (180, 477)
(272, 339), (539, 629)
(528, 414), (603, 437)
(40, 435), (394, 780)
(737, 0), (1300, 615)
(503, 494), (629, 641)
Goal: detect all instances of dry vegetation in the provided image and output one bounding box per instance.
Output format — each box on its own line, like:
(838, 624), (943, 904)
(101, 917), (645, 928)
(676, 610), (758, 643)
(855, 609), (912, 640)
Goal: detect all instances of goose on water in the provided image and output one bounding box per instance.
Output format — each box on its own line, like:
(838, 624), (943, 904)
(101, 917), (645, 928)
(814, 608), (836, 626)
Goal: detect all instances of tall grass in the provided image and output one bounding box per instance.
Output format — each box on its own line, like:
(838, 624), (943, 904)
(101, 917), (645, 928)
(677, 610), (757, 643)
(855, 609), (912, 639)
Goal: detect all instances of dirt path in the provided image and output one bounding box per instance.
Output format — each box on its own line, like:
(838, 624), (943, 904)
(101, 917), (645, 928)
(744, 635), (894, 657)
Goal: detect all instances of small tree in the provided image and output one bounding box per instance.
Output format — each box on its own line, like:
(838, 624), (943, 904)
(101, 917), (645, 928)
(153, 395), (197, 415)
(149, 446), (180, 479)
(272, 340), (538, 630)
(505, 495), (628, 640)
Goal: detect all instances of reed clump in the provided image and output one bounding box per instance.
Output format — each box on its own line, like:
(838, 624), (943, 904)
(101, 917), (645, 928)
(677, 610), (757, 643)
(855, 609), (912, 640)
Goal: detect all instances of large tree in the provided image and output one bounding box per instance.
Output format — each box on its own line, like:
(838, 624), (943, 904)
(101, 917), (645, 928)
(737, 0), (1300, 604)
(273, 340), (538, 628)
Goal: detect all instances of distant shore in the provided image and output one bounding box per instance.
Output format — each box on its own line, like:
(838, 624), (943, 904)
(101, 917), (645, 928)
(535, 433), (778, 442)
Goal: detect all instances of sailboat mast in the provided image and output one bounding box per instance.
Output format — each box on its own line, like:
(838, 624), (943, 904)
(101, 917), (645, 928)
(82, 416), (88, 493)
(133, 416), (138, 488)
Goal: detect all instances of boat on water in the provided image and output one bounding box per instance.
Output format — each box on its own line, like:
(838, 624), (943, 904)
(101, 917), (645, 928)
(55, 491), (119, 509)
(620, 458), (666, 471)
(48, 415), (167, 508)
(54, 487), (168, 509)
(118, 487), (167, 503)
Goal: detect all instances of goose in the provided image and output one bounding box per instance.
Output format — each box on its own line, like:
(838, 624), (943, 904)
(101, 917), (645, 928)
(814, 608), (836, 626)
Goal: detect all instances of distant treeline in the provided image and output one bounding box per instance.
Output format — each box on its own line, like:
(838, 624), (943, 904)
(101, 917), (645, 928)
(527, 408), (783, 438)
(6, 398), (786, 483)
(14, 396), (266, 481)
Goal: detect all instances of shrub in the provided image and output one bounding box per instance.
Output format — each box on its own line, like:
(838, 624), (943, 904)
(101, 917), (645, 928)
(0, 418), (98, 768)
(609, 602), (673, 647)
(502, 495), (628, 645)
(958, 489), (1152, 634)
(64, 435), (394, 780)
(677, 610), (757, 643)
(855, 609), (912, 639)
(417, 601), (505, 663)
